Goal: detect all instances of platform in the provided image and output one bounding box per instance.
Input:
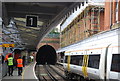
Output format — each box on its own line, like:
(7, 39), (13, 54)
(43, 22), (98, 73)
(2, 62), (38, 81)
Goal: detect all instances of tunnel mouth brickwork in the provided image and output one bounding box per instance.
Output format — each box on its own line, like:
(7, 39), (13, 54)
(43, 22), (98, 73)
(36, 45), (57, 65)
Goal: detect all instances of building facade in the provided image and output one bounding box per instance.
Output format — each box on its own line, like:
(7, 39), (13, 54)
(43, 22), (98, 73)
(104, 0), (120, 30)
(60, 0), (120, 48)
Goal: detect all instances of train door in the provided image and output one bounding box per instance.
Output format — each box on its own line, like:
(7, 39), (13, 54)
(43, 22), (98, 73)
(57, 51), (65, 63)
(60, 51), (65, 63)
(107, 45), (120, 81)
(67, 55), (71, 72)
(82, 50), (89, 78)
(64, 54), (71, 79)
(63, 52), (71, 71)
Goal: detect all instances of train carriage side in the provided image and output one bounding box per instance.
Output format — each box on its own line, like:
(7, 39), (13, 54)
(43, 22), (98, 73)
(63, 41), (106, 80)
(106, 32), (120, 80)
(58, 28), (120, 80)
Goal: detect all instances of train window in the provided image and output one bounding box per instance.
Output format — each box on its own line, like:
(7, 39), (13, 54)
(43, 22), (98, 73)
(88, 55), (100, 69)
(111, 54), (120, 72)
(79, 55), (83, 66)
(65, 56), (68, 63)
(71, 56), (79, 65)
(70, 55), (83, 65)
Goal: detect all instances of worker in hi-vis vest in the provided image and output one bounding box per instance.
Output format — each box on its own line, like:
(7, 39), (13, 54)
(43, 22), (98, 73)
(17, 56), (23, 76)
(7, 54), (14, 76)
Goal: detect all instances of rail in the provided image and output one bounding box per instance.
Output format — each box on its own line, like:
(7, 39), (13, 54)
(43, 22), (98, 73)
(44, 65), (58, 81)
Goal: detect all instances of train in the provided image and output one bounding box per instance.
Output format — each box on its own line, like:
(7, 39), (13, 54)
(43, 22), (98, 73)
(57, 28), (120, 81)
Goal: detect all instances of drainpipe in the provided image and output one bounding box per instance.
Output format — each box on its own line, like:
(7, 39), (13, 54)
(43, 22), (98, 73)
(116, 0), (119, 23)
(110, 0), (112, 29)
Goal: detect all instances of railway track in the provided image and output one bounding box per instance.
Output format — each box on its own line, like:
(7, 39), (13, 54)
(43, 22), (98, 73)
(35, 65), (67, 81)
(45, 65), (63, 81)
(49, 65), (66, 80)
(55, 64), (64, 72)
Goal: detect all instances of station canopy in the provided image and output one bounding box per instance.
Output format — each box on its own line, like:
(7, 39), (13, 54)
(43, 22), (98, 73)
(2, 1), (80, 50)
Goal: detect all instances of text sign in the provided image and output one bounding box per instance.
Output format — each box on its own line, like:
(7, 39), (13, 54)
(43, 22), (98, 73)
(26, 15), (38, 27)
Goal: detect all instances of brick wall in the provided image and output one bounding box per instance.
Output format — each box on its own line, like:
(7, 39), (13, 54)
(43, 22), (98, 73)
(37, 37), (60, 50)
(104, 0), (120, 30)
(100, 11), (105, 31)
(104, 1), (111, 30)
(60, 7), (105, 47)
(118, 1), (120, 21)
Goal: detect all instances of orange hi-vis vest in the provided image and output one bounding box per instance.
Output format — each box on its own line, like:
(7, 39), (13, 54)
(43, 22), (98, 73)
(17, 59), (23, 67)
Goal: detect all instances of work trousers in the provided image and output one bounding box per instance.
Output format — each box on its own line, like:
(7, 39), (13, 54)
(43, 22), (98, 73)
(8, 65), (13, 76)
(18, 67), (23, 76)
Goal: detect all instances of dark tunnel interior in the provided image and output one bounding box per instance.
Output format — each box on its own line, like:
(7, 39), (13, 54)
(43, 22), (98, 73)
(14, 49), (21, 54)
(36, 45), (57, 65)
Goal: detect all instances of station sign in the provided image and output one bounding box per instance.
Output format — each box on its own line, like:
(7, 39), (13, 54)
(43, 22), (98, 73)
(26, 15), (38, 27)
(2, 44), (9, 47)
(9, 44), (15, 47)
(0, 44), (2, 47)
(1, 44), (15, 47)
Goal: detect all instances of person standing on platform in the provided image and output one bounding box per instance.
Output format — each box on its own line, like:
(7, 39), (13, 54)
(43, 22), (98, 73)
(17, 56), (23, 76)
(7, 54), (14, 76)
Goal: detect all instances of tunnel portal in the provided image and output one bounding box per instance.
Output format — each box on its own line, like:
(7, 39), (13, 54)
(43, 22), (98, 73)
(36, 45), (57, 65)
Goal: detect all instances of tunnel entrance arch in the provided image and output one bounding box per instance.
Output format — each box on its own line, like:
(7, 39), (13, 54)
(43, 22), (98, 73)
(36, 45), (57, 65)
